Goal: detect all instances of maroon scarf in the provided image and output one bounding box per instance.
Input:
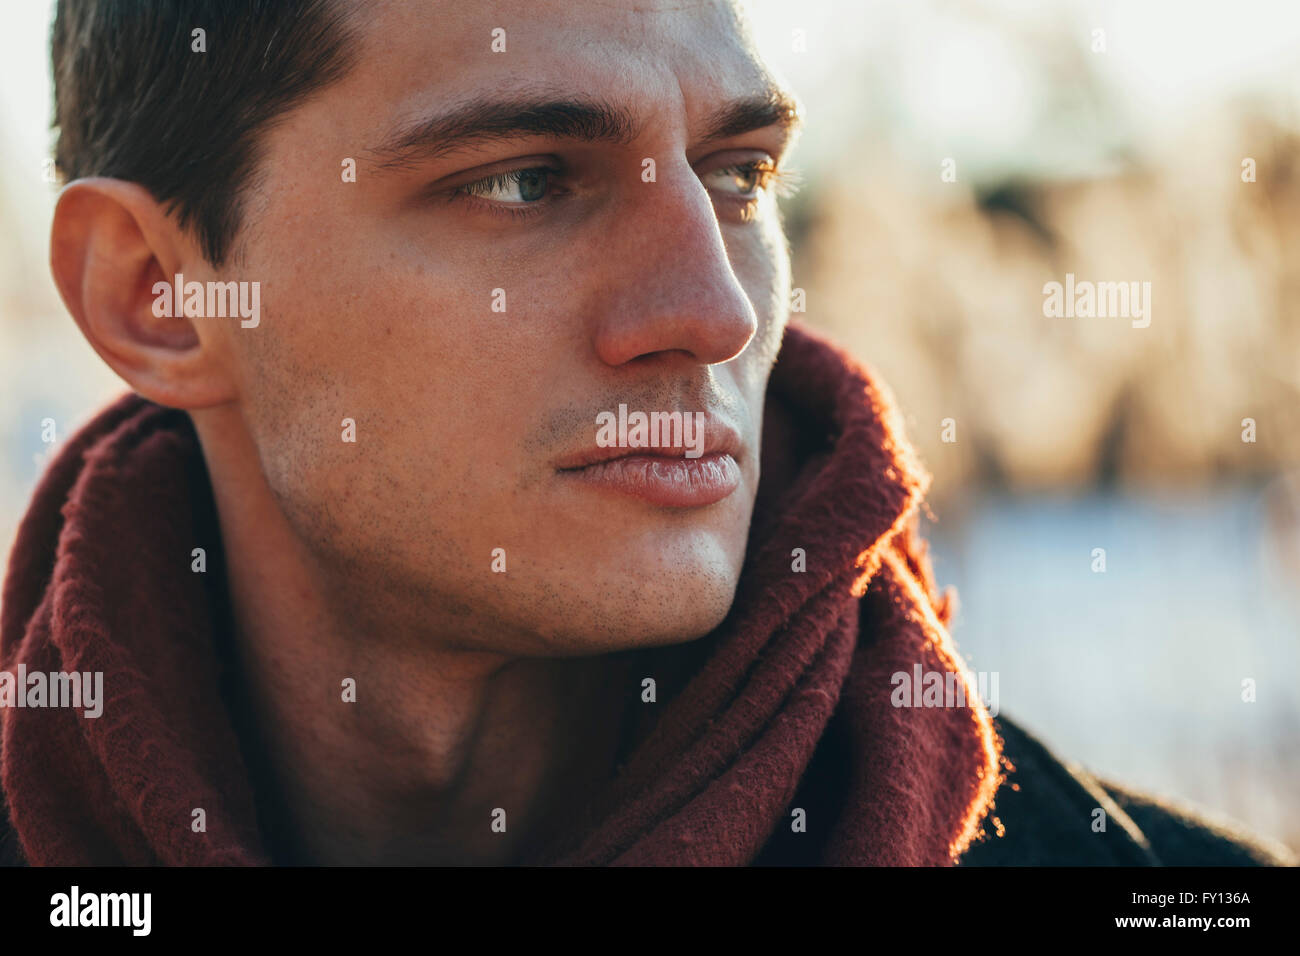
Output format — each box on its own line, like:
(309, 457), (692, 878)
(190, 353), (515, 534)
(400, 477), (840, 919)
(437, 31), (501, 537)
(1, 323), (1001, 865)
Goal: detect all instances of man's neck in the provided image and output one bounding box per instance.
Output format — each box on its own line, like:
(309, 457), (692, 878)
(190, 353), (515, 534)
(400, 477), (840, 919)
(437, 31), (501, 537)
(192, 407), (631, 865)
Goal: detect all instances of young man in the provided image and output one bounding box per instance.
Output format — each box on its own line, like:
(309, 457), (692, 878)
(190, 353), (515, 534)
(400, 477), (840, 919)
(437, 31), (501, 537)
(0, 0), (1291, 866)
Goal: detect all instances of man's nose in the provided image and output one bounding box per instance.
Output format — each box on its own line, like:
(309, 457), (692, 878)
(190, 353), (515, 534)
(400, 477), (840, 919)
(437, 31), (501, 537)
(591, 170), (759, 368)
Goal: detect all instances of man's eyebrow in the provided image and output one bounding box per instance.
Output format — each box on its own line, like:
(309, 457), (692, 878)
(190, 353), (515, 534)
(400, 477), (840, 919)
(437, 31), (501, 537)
(698, 86), (804, 146)
(364, 84), (804, 171)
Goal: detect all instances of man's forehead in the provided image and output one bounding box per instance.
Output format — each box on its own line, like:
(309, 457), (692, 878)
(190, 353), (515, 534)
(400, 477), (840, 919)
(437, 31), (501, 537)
(354, 0), (750, 48)
(341, 0), (784, 144)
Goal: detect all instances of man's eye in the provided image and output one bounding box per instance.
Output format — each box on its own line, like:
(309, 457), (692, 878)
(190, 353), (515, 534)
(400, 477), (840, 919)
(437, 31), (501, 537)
(700, 160), (797, 200)
(456, 167), (552, 203)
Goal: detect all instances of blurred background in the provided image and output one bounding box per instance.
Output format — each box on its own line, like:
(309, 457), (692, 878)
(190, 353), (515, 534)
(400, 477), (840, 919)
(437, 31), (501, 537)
(2, 0), (1298, 852)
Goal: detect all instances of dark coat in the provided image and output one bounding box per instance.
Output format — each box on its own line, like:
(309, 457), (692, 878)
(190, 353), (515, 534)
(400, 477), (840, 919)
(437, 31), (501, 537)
(957, 716), (1294, 866)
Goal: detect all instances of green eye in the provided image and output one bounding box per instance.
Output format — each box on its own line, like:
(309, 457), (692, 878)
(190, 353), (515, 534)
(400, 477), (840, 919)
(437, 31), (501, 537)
(460, 167), (550, 203)
(702, 161), (768, 197)
(511, 168), (548, 201)
(710, 164), (762, 195)
(701, 160), (800, 201)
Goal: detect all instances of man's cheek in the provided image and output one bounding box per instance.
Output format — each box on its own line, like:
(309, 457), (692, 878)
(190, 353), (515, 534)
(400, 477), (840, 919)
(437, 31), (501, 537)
(733, 223), (789, 325)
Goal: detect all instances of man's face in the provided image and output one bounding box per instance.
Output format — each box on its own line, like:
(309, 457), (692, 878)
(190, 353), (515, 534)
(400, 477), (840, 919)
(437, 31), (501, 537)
(207, 0), (798, 654)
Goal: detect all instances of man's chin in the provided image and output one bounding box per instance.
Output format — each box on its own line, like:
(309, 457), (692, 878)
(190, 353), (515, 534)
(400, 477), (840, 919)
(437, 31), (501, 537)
(543, 515), (750, 646)
(513, 565), (742, 655)
(601, 586), (737, 648)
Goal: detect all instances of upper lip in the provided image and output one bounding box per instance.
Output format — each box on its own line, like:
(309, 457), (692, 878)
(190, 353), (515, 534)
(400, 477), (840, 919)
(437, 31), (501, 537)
(554, 414), (744, 471)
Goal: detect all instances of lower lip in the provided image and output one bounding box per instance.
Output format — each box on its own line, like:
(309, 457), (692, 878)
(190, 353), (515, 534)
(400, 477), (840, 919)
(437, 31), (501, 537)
(559, 452), (741, 508)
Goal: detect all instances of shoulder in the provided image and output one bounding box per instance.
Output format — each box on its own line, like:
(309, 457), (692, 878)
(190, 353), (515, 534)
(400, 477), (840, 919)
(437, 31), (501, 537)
(959, 715), (1296, 867)
(1092, 776), (1296, 867)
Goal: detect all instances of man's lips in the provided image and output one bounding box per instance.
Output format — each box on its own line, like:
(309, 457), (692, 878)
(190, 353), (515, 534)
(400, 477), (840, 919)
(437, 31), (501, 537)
(554, 417), (744, 508)
(558, 452), (742, 508)
(552, 417), (743, 471)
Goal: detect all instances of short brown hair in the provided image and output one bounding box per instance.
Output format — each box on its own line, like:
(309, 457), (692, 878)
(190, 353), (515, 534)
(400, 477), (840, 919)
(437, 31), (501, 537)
(51, 0), (359, 265)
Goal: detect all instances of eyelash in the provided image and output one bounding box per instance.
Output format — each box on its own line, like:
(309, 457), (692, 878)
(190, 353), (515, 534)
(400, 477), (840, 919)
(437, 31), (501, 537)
(447, 158), (803, 223)
(451, 167), (561, 221)
(716, 160), (804, 201)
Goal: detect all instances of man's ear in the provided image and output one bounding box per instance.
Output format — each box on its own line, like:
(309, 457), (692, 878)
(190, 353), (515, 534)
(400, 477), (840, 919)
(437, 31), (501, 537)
(49, 177), (238, 409)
